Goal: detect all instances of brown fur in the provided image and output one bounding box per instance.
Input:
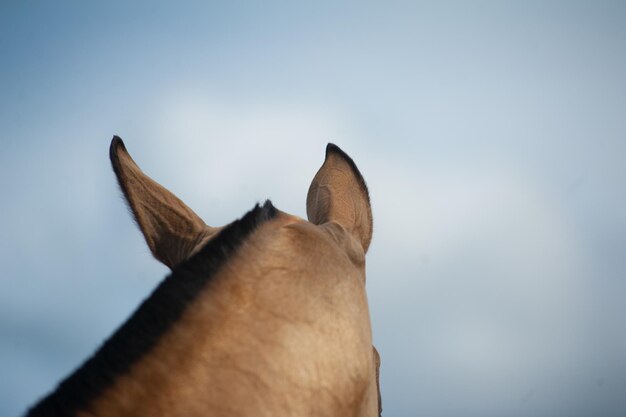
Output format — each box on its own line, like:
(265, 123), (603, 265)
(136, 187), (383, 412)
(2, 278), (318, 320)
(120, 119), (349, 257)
(110, 137), (219, 268)
(79, 139), (380, 416)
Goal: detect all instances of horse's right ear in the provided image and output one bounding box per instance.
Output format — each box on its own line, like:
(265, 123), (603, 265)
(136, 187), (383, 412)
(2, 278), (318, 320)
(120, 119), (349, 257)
(110, 136), (217, 269)
(306, 144), (373, 252)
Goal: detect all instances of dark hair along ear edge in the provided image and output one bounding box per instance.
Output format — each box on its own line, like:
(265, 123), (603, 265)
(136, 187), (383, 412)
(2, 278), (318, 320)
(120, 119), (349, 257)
(325, 143), (370, 203)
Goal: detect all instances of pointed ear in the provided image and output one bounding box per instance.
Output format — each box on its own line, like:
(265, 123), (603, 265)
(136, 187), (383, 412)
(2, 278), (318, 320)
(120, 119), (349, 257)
(110, 136), (216, 269)
(306, 143), (373, 252)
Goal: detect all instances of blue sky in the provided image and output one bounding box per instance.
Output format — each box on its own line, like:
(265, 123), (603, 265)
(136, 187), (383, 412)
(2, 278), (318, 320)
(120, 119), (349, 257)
(2, 1), (626, 416)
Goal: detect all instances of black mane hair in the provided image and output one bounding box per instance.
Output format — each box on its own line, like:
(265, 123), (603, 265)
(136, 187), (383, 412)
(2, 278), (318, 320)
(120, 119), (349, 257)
(26, 200), (278, 417)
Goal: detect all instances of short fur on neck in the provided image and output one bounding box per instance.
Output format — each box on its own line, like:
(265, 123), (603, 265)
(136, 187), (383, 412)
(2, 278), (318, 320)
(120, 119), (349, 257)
(26, 201), (278, 417)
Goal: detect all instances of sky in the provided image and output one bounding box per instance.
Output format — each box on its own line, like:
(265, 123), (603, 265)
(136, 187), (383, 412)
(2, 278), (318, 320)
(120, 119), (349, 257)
(1, 1), (626, 416)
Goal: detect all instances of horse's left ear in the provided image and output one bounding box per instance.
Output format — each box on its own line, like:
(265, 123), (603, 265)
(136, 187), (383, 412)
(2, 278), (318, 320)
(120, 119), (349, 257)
(110, 136), (217, 269)
(306, 143), (373, 252)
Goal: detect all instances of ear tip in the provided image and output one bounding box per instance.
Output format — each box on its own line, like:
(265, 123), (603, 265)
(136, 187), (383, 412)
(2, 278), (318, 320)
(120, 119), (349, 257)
(110, 135), (127, 160)
(110, 135), (125, 150)
(325, 143), (355, 165)
(324, 142), (361, 174)
(323, 141), (371, 198)
(325, 142), (342, 156)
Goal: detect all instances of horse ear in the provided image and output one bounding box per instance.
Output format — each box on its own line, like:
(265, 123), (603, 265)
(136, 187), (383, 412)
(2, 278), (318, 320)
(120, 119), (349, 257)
(110, 136), (216, 269)
(306, 143), (373, 252)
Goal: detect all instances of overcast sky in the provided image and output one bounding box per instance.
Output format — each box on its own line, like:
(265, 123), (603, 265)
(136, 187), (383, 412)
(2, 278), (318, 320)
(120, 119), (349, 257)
(2, 2), (626, 416)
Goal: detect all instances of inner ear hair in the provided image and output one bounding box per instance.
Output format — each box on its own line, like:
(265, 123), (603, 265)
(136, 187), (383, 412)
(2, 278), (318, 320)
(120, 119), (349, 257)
(306, 143), (373, 252)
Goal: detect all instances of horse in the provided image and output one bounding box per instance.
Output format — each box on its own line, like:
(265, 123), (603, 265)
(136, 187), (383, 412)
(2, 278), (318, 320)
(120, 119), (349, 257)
(26, 136), (381, 417)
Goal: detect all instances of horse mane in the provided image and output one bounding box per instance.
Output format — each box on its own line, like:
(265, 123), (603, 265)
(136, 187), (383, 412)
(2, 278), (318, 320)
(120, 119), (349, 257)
(26, 200), (277, 417)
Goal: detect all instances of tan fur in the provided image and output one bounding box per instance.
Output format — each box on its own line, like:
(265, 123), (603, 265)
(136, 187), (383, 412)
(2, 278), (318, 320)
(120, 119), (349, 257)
(113, 142), (218, 268)
(96, 141), (380, 416)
